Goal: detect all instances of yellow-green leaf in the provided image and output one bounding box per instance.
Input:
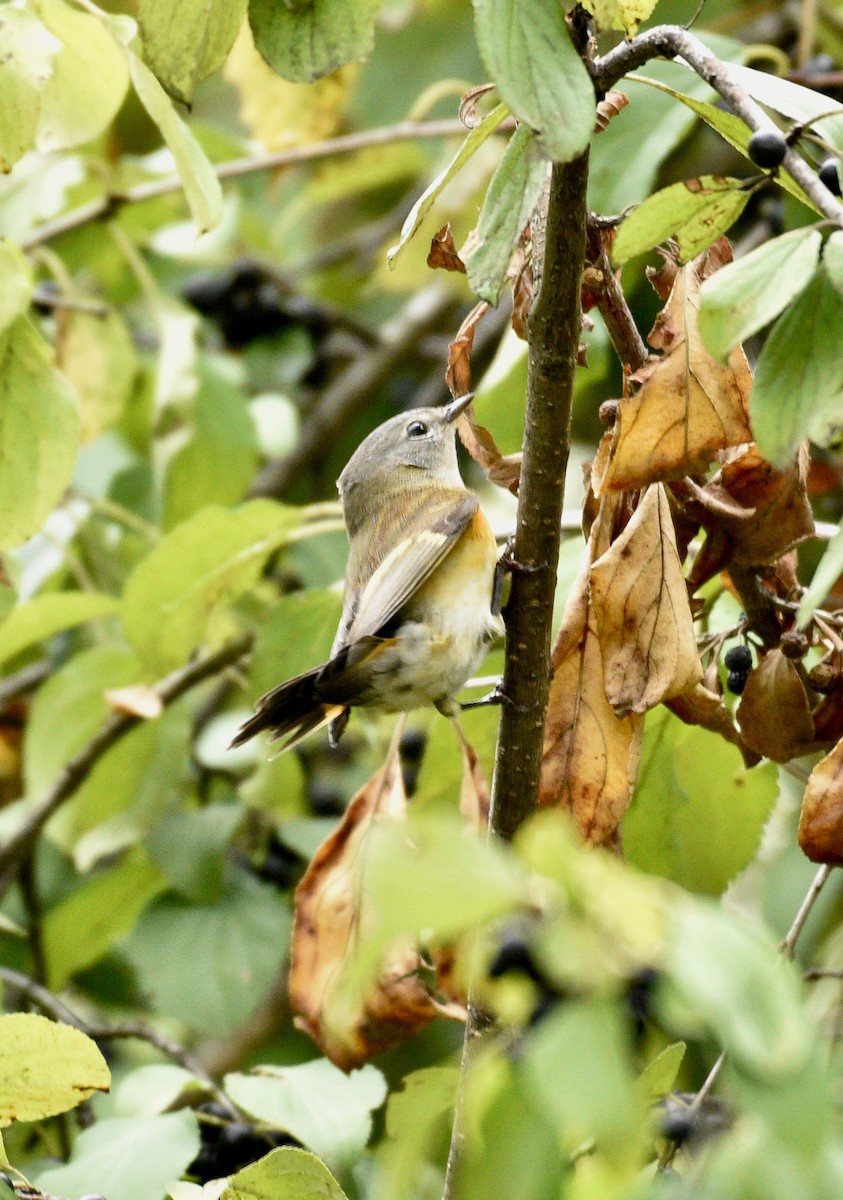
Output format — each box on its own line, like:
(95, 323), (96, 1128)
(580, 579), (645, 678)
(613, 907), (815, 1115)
(139, 0), (247, 105)
(612, 176), (751, 266)
(0, 1013), (110, 1126)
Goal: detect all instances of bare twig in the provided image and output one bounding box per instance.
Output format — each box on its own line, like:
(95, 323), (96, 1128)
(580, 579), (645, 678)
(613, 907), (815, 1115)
(585, 218), (649, 372)
(0, 660), (51, 707)
(249, 287), (456, 498)
(21, 120), (469, 251)
(593, 26), (843, 227)
(0, 634), (253, 894)
(780, 864), (833, 959)
(0, 966), (238, 1117)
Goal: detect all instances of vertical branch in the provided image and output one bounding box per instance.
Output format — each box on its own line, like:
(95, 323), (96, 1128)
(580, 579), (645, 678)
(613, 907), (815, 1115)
(443, 152), (590, 1200)
(489, 152), (591, 840)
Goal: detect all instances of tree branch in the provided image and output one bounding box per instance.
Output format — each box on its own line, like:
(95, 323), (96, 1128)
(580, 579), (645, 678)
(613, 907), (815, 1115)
(593, 25), (843, 228)
(585, 218), (649, 372)
(489, 153), (591, 839)
(443, 152), (591, 1200)
(0, 966), (238, 1118)
(21, 120), (468, 251)
(0, 634), (253, 895)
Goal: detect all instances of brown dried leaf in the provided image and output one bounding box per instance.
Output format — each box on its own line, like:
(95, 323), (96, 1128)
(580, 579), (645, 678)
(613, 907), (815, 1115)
(446, 300), (489, 398)
(589, 484), (703, 714)
(459, 82), (497, 128)
(103, 684), (163, 719)
(798, 737), (843, 864)
(737, 648), (815, 763)
(427, 224), (467, 274)
(289, 747), (438, 1069)
(454, 404), (522, 494)
(594, 90), (629, 133)
(602, 248), (753, 492)
(713, 443), (815, 566)
(540, 560), (644, 845)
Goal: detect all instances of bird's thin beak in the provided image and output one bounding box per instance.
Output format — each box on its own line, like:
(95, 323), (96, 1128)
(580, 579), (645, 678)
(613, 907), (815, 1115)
(443, 392), (475, 422)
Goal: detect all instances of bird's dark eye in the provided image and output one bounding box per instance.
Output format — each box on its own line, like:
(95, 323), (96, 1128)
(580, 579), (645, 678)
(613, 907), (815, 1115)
(406, 420), (429, 438)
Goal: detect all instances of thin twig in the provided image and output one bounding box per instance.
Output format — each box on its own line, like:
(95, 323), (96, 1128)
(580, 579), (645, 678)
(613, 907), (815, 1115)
(0, 660), (51, 707)
(249, 286), (456, 498)
(593, 26), (843, 227)
(0, 634), (253, 894)
(0, 967), (238, 1117)
(780, 864), (833, 959)
(21, 120), (469, 251)
(585, 217), (649, 372)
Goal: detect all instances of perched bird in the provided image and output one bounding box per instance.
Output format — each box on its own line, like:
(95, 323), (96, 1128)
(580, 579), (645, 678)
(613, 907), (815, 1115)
(232, 393), (504, 753)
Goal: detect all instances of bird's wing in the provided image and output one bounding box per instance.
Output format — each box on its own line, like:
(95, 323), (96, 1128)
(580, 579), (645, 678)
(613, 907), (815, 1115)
(342, 492), (479, 644)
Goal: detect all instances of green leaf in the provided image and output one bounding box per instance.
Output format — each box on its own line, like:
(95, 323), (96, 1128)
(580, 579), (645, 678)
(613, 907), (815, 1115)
(114, 1064), (205, 1117)
(387, 103), (509, 269)
(581, 0), (659, 34)
(624, 711), (778, 895)
(628, 74), (820, 214)
(523, 1000), (646, 1162)
(0, 7), (54, 171)
(798, 524), (843, 627)
(660, 899), (812, 1080)
(0, 1013), (110, 1126)
(122, 866), (292, 1036)
(139, 0), (247, 105)
(636, 1041), (685, 1101)
(126, 50), (223, 234)
(36, 1111), (200, 1200)
(473, 0), (595, 163)
(223, 1147), (350, 1200)
(377, 1066), (458, 1200)
(0, 239), (32, 334)
(0, 316), (80, 551)
(121, 500), (299, 674)
(42, 848), (167, 989)
(413, 704), (499, 811)
(249, 0), (379, 84)
(611, 176), (752, 266)
(0, 591), (118, 670)
(751, 265), (843, 467)
(466, 126), (547, 304)
(24, 644), (191, 869)
(58, 310), (139, 444)
(33, 0), (130, 152)
(162, 361), (259, 530)
(698, 227), (822, 360)
(247, 589), (343, 701)
(822, 227), (843, 292)
(225, 1060), (386, 1171)
(146, 803), (244, 903)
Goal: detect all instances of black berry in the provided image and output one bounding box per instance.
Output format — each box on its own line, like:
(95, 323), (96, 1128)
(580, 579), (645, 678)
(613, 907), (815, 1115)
(727, 669), (748, 695)
(625, 966), (659, 1039)
(747, 129), (787, 169)
(488, 932), (544, 984)
(724, 644), (752, 672)
(819, 158), (842, 196)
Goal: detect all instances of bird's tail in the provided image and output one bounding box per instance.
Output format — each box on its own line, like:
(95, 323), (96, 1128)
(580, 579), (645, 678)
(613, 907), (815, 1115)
(230, 666), (347, 755)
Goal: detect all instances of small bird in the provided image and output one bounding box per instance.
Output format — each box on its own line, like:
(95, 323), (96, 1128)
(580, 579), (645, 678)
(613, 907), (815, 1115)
(232, 393), (504, 753)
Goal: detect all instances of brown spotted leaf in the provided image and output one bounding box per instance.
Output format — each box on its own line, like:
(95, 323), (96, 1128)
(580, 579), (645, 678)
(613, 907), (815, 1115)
(713, 443), (815, 566)
(428, 224), (466, 274)
(737, 648), (815, 763)
(589, 484), (702, 714)
(540, 558), (644, 845)
(289, 745), (438, 1069)
(602, 247), (753, 492)
(798, 737), (843, 864)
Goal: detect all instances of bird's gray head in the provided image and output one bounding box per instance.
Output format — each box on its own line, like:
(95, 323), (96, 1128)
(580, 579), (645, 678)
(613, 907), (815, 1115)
(338, 395), (472, 509)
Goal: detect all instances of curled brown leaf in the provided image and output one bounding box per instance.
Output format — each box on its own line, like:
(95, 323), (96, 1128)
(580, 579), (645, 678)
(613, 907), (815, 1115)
(427, 224), (467, 274)
(289, 745), (439, 1069)
(589, 484), (703, 715)
(737, 648), (815, 763)
(798, 737), (843, 864)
